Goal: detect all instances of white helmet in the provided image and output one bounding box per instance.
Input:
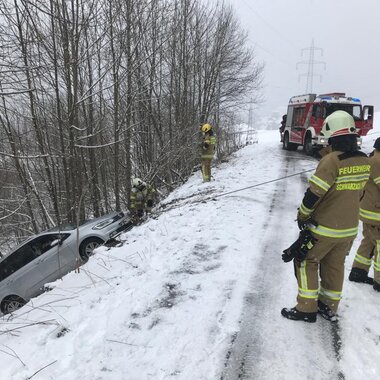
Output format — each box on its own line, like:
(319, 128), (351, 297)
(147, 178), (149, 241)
(132, 178), (145, 188)
(321, 110), (357, 139)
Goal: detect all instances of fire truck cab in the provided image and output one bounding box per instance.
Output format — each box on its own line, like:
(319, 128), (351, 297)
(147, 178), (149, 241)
(282, 93), (374, 155)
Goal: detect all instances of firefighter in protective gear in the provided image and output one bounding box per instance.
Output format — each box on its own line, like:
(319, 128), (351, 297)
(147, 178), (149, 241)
(281, 110), (371, 323)
(200, 123), (216, 182)
(130, 178), (156, 223)
(349, 137), (380, 292)
(279, 114), (287, 142)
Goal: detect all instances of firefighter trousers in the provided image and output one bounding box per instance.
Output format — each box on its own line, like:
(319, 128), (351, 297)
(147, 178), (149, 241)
(352, 223), (380, 284)
(201, 159), (212, 182)
(294, 235), (354, 313)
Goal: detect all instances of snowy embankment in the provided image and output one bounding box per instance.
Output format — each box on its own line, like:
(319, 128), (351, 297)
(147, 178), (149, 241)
(0, 123), (379, 380)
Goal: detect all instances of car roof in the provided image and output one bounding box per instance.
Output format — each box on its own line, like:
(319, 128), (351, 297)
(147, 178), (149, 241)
(0, 231), (65, 262)
(47, 211), (122, 232)
(0, 211), (124, 262)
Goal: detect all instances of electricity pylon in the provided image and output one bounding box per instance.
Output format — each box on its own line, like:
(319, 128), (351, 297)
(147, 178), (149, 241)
(297, 39), (326, 93)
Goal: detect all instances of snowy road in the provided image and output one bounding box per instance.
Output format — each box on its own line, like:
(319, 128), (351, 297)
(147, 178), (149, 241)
(221, 147), (346, 380)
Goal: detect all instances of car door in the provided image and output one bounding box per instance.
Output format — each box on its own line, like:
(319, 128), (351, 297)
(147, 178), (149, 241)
(290, 106), (305, 144)
(29, 233), (76, 287)
(52, 233), (81, 274)
(2, 241), (46, 300)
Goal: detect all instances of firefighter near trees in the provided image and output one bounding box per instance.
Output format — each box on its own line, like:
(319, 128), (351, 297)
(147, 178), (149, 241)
(281, 110), (371, 323)
(130, 178), (156, 223)
(200, 123), (216, 182)
(349, 137), (380, 292)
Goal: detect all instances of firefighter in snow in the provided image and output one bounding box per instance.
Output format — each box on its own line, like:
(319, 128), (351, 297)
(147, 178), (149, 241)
(200, 123), (216, 182)
(282, 110), (371, 323)
(279, 114), (287, 142)
(130, 178), (156, 223)
(349, 137), (380, 292)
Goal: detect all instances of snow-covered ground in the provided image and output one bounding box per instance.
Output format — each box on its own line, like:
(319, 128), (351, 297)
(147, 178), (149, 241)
(1, 116), (379, 380)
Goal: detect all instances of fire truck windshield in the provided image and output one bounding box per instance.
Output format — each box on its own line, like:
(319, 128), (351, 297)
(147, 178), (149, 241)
(325, 103), (362, 120)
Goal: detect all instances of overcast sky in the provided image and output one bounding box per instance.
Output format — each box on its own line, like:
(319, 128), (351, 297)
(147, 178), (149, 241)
(230, 0), (380, 120)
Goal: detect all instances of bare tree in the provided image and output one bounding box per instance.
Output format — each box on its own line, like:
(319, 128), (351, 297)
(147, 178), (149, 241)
(0, 0), (263, 249)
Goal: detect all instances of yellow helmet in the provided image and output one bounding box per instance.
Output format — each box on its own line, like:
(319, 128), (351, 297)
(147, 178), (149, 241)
(321, 111), (357, 139)
(200, 123), (212, 133)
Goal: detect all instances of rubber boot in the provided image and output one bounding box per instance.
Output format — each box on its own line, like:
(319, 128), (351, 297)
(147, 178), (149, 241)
(318, 300), (338, 322)
(374, 281), (380, 292)
(348, 268), (374, 285)
(281, 307), (317, 323)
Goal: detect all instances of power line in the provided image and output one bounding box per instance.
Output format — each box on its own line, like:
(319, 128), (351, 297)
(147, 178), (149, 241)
(237, 0), (296, 66)
(241, 0), (298, 49)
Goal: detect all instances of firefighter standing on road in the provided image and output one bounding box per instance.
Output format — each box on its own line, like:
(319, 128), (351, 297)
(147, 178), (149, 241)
(349, 137), (380, 292)
(200, 123), (216, 182)
(279, 114), (287, 142)
(130, 178), (156, 223)
(281, 111), (371, 323)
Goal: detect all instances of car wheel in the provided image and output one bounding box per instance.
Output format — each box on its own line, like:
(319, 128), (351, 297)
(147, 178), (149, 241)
(283, 133), (298, 151)
(304, 133), (315, 156)
(79, 237), (104, 261)
(1, 295), (26, 314)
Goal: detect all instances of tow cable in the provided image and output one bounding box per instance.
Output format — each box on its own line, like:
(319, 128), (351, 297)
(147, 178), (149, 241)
(155, 167), (315, 214)
(111, 168), (316, 246)
(210, 168), (315, 200)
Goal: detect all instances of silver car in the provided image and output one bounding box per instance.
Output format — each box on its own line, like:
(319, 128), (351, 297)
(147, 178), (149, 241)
(0, 211), (132, 315)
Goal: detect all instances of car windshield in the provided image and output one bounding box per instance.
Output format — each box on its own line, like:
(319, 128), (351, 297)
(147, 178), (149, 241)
(325, 103), (362, 120)
(48, 223), (77, 232)
(47, 212), (121, 232)
(80, 218), (98, 226)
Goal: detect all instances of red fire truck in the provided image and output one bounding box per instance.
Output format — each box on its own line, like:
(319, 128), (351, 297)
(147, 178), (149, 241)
(282, 93), (374, 155)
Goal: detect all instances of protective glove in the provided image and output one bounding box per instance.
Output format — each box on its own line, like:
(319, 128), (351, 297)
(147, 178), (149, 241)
(294, 245), (309, 262)
(281, 248), (294, 263)
(294, 230), (317, 262)
(146, 199), (154, 208)
(282, 229), (317, 263)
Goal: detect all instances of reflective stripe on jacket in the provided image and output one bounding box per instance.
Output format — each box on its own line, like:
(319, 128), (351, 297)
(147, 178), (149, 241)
(299, 150), (370, 237)
(359, 150), (380, 225)
(130, 185), (155, 211)
(201, 135), (216, 159)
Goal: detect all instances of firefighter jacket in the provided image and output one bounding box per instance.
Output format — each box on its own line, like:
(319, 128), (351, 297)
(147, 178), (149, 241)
(201, 132), (216, 160)
(359, 150), (380, 225)
(298, 150), (370, 239)
(130, 185), (155, 211)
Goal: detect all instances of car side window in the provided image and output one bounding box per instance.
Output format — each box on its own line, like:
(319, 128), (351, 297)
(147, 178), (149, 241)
(0, 244), (35, 282)
(0, 234), (71, 282)
(292, 107), (305, 126)
(0, 257), (14, 282)
(30, 234), (69, 257)
(312, 105), (323, 119)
